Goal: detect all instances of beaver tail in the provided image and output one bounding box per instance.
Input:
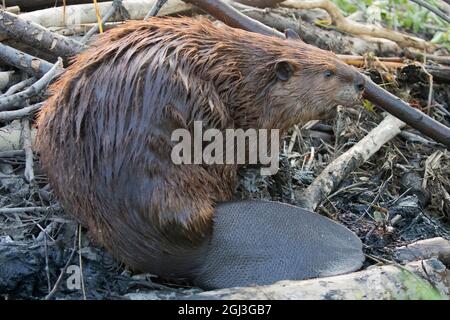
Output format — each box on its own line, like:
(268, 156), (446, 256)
(192, 200), (363, 289)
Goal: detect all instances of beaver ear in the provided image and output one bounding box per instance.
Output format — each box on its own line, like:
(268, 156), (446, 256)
(275, 61), (294, 81)
(284, 29), (301, 40)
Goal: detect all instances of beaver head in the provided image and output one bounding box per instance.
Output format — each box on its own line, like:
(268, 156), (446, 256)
(246, 43), (365, 130)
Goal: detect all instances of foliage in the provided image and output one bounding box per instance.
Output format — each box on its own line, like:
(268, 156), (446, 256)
(331, 0), (450, 50)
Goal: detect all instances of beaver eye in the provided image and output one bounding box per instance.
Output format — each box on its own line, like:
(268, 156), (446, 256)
(324, 70), (334, 78)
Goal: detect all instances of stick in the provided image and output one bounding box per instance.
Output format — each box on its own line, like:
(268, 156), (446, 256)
(0, 10), (85, 58)
(410, 0), (450, 23)
(1, 77), (36, 97)
(144, 0), (168, 19)
(0, 43), (53, 77)
(81, 0), (126, 43)
(0, 58), (62, 111)
(298, 115), (406, 211)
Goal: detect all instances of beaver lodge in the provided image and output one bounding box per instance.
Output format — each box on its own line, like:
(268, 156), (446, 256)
(0, 0), (449, 301)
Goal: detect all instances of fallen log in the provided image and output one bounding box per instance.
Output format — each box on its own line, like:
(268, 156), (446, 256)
(19, 0), (192, 28)
(3, 0), (111, 11)
(125, 259), (449, 300)
(183, 0), (450, 148)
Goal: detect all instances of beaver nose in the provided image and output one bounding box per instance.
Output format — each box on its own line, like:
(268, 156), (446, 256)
(355, 76), (365, 92)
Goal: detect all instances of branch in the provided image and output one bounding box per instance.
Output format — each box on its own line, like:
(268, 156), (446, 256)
(0, 11), (85, 59)
(0, 59), (63, 111)
(281, 0), (434, 50)
(0, 102), (43, 122)
(410, 0), (450, 23)
(184, 0), (284, 37)
(364, 78), (450, 148)
(81, 0), (128, 43)
(0, 42), (53, 77)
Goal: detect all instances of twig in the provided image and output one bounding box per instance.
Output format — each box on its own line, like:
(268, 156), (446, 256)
(0, 58), (63, 111)
(184, 0), (284, 37)
(93, 0), (104, 34)
(0, 150), (25, 158)
(364, 78), (450, 148)
(21, 117), (35, 183)
(400, 130), (437, 146)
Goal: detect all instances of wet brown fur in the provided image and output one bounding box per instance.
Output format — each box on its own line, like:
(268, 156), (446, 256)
(36, 17), (364, 279)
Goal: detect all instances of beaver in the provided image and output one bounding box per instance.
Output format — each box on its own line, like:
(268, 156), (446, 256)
(36, 17), (365, 289)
